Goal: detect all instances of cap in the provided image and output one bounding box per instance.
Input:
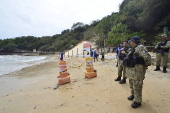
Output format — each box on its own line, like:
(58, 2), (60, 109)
(130, 36), (140, 41)
(119, 44), (123, 47)
(128, 36), (140, 43)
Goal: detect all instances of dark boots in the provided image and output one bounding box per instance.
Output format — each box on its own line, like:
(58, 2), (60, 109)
(154, 65), (161, 71)
(114, 77), (121, 81)
(131, 102), (141, 108)
(127, 96), (141, 108)
(115, 77), (126, 84)
(127, 95), (134, 100)
(119, 77), (126, 84)
(154, 66), (167, 73)
(163, 67), (167, 73)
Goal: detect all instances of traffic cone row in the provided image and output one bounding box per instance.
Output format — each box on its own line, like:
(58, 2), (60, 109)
(57, 57), (97, 86)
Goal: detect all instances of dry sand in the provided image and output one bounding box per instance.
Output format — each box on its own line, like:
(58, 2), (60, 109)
(0, 56), (170, 113)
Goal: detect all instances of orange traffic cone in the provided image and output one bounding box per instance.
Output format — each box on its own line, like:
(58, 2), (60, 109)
(58, 61), (71, 85)
(84, 57), (97, 78)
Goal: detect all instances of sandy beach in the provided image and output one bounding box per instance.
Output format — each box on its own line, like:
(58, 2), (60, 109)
(0, 55), (170, 113)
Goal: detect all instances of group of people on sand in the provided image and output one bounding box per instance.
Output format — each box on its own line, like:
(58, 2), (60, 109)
(59, 35), (170, 108)
(90, 49), (99, 62)
(89, 49), (106, 62)
(114, 35), (170, 108)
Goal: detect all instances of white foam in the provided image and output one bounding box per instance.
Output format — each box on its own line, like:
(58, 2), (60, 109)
(0, 55), (48, 75)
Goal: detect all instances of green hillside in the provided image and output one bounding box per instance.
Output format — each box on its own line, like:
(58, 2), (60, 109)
(0, 0), (170, 53)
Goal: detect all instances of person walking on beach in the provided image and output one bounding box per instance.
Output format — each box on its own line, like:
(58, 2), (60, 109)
(154, 34), (170, 73)
(114, 41), (131, 84)
(124, 36), (151, 108)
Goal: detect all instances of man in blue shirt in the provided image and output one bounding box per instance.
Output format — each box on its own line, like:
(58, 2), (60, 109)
(116, 44), (123, 67)
(60, 52), (64, 61)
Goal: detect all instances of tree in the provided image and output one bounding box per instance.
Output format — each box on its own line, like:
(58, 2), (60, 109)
(71, 22), (85, 30)
(107, 22), (145, 46)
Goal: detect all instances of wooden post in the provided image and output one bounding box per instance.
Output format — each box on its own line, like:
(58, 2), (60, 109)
(90, 45), (92, 57)
(72, 50), (73, 57)
(76, 48), (78, 58)
(83, 50), (84, 58)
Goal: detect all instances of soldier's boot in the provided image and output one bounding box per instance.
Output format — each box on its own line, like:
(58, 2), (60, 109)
(127, 95), (134, 100)
(119, 77), (126, 84)
(116, 62), (118, 67)
(154, 65), (161, 71)
(131, 102), (141, 108)
(114, 77), (121, 81)
(163, 67), (167, 73)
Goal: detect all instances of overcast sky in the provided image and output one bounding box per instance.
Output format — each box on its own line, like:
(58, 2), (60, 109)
(0, 0), (123, 40)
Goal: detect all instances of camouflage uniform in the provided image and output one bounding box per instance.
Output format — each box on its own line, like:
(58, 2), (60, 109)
(118, 60), (125, 78)
(126, 44), (151, 103)
(118, 46), (131, 78)
(155, 40), (170, 67)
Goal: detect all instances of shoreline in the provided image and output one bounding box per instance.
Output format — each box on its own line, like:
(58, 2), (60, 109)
(0, 55), (58, 76)
(0, 52), (59, 56)
(0, 56), (58, 98)
(0, 57), (170, 113)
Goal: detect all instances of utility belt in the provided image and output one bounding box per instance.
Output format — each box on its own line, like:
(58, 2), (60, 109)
(123, 56), (145, 67)
(156, 49), (169, 53)
(119, 54), (126, 60)
(164, 49), (169, 52)
(156, 49), (169, 56)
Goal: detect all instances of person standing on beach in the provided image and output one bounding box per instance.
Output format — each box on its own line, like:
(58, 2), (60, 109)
(90, 49), (93, 57)
(87, 51), (89, 55)
(154, 34), (170, 73)
(93, 49), (98, 62)
(101, 51), (105, 61)
(60, 52), (64, 61)
(114, 40), (131, 84)
(115, 44), (123, 67)
(124, 36), (151, 108)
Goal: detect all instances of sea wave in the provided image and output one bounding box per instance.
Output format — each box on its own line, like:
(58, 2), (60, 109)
(0, 55), (51, 76)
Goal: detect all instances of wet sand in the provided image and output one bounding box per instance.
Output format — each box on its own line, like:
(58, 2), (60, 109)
(0, 56), (57, 98)
(0, 56), (170, 113)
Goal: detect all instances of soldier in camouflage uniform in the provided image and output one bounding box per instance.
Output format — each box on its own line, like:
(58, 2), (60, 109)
(115, 40), (131, 84)
(154, 34), (170, 73)
(124, 36), (151, 108)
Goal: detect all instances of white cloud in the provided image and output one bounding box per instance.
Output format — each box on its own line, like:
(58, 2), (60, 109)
(0, 0), (123, 39)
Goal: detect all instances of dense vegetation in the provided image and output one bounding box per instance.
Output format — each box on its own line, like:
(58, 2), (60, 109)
(0, 0), (170, 53)
(97, 0), (170, 46)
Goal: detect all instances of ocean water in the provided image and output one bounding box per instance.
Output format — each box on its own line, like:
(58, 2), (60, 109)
(0, 55), (49, 75)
